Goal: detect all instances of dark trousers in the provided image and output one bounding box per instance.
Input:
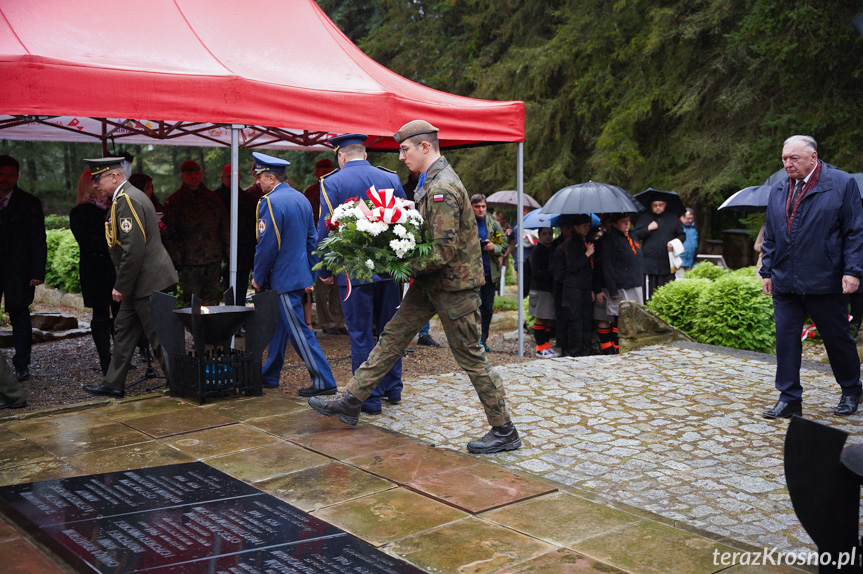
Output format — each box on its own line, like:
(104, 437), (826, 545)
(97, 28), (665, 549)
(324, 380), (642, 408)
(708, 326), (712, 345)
(5, 304), (31, 371)
(564, 288), (593, 356)
(340, 281), (402, 410)
(479, 275), (496, 343)
(773, 292), (862, 403)
(553, 282), (567, 351)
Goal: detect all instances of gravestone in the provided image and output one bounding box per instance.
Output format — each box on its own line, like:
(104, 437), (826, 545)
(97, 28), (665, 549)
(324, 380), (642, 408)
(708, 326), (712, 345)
(0, 462), (424, 573)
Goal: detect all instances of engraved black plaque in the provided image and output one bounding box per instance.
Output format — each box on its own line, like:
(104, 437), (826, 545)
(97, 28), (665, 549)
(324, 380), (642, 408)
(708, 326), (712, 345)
(0, 462), (424, 573)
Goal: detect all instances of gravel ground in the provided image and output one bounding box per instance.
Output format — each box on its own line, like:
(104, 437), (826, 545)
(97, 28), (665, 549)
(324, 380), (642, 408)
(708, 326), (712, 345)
(3, 300), (535, 414)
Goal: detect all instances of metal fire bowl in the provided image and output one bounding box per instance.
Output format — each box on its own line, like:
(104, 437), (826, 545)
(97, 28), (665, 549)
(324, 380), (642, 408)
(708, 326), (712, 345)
(174, 305), (253, 345)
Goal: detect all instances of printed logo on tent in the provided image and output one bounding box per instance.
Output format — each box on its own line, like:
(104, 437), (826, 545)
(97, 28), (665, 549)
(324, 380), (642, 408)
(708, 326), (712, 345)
(67, 118), (84, 131)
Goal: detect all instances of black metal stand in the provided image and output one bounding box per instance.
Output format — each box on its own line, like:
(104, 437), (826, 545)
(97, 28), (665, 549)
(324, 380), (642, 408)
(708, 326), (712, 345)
(124, 347), (167, 394)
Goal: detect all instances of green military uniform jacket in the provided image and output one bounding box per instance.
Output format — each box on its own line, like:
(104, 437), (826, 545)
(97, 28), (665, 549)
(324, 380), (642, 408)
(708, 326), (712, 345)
(482, 212), (506, 287)
(106, 182), (178, 299)
(411, 156), (484, 292)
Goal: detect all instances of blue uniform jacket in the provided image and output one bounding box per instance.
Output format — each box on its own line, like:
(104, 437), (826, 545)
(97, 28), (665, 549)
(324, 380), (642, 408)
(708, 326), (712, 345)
(761, 162), (863, 294)
(316, 160), (406, 286)
(254, 182), (317, 294)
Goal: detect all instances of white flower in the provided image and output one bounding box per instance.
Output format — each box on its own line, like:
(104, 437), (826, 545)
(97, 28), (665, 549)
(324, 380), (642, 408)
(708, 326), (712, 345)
(393, 224), (408, 238)
(365, 259), (375, 269)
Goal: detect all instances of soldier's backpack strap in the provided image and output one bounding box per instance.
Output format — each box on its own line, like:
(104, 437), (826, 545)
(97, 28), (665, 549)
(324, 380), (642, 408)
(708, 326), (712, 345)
(256, 195), (281, 251)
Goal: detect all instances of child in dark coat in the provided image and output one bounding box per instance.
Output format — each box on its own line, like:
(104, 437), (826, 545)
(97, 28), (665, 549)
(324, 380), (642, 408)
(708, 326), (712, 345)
(600, 213), (644, 353)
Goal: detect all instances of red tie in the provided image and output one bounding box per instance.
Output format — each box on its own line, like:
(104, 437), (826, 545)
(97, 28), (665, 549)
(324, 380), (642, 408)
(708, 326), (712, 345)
(787, 179), (804, 219)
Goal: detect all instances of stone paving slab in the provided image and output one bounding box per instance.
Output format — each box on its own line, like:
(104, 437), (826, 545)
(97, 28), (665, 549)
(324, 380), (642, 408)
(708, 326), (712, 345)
(366, 343), (859, 558)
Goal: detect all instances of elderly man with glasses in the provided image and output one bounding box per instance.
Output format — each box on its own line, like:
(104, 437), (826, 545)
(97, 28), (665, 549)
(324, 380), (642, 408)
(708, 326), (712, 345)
(82, 157), (178, 399)
(761, 135), (863, 419)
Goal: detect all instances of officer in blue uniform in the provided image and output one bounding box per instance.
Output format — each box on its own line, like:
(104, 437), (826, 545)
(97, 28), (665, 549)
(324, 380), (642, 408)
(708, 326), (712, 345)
(317, 134), (405, 414)
(251, 152), (337, 396)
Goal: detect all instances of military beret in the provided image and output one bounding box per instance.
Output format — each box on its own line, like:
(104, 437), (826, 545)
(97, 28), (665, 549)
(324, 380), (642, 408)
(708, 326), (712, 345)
(393, 120), (439, 143)
(328, 133), (368, 151)
(251, 152), (291, 174)
(84, 157), (125, 177)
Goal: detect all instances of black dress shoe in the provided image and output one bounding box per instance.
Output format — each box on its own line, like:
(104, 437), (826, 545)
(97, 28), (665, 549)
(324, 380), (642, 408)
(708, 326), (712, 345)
(323, 328), (340, 335)
(417, 334), (440, 347)
(384, 395), (401, 404)
(763, 400), (802, 419)
(337, 328), (349, 335)
(835, 392), (863, 416)
(361, 405), (382, 415)
(14, 367), (29, 381)
(82, 384), (124, 399)
(0, 400), (26, 410)
(298, 386), (337, 397)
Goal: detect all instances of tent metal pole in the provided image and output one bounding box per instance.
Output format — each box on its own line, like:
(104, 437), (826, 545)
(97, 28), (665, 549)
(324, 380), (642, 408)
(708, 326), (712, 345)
(229, 125), (241, 304)
(517, 141), (524, 357)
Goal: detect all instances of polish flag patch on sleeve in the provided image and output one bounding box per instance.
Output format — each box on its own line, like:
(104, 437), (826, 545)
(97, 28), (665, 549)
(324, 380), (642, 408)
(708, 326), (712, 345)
(433, 194), (445, 202)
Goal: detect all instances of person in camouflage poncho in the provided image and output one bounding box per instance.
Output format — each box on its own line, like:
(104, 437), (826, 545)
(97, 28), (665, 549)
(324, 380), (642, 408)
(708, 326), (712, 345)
(309, 120), (522, 454)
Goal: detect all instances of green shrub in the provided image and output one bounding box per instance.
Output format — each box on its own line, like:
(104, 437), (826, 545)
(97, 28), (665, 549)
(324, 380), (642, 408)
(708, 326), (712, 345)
(686, 261), (728, 281)
(45, 213), (70, 230)
(689, 274), (775, 353)
(493, 295), (518, 311)
(45, 229), (81, 293)
(647, 277), (711, 333)
(730, 266), (759, 280)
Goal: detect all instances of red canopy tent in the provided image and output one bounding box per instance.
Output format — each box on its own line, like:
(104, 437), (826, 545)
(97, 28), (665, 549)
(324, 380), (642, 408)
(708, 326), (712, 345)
(0, 0), (530, 354)
(0, 0), (523, 150)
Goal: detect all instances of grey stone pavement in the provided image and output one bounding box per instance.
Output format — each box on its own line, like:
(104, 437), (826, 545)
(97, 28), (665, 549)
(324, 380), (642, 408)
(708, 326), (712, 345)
(366, 342), (861, 557)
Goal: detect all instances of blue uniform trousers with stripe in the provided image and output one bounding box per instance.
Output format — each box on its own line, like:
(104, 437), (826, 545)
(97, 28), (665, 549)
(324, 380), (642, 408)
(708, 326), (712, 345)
(340, 281), (403, 410)
(263, 289), (336, 390)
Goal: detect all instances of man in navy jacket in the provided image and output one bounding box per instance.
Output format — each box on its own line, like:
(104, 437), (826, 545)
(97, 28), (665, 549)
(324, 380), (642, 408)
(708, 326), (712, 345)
(316, 134), (405, 415)
(761, 135), (863, 419)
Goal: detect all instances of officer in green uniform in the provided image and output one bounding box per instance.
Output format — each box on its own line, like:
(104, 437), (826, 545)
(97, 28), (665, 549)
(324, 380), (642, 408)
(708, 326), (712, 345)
(310, 120), (522, 454)
(82, 158), (178, 399)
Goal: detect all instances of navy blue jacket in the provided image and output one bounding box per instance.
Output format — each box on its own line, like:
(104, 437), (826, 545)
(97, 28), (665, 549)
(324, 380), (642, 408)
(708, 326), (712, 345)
(316, 160), (405, 286)
(761, 162), (863, 294)
(253, 182), (317, 294)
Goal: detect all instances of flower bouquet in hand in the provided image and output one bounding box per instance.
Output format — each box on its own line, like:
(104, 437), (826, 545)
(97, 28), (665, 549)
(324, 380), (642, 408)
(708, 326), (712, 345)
(314, 186), (435, 287)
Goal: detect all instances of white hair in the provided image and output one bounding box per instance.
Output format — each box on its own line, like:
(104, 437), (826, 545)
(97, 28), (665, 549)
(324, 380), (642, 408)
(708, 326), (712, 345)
(783, 135), (817, 152)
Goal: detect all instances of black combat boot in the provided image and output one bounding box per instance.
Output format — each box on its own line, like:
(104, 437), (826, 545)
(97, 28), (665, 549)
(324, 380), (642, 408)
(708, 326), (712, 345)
(309, 390), (363, 426)
(91, 318), (113, 375)
(467, 422), (522, 454)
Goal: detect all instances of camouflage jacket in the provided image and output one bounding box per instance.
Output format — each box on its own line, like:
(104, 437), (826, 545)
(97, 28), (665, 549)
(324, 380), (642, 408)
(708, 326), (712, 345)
(412, 156), (483, 291)
(162, 185), (229, 266)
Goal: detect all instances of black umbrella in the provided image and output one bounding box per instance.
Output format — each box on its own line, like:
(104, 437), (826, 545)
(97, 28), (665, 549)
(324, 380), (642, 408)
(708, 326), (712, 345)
(633, 188), (685, 216)
(764, 168), (787, 186)
(539, 181), (640, 215)
(718, 184), (771, 212)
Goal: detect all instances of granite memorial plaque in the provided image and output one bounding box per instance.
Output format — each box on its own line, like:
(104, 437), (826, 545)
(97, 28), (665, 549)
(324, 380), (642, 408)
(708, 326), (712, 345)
(0, 461), (260, 527)
(148, 535), (427, 574)
(0, 462), (425, 573)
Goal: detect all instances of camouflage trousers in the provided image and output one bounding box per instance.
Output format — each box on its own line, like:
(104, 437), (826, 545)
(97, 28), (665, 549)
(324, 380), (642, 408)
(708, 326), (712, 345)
(179, 262), (223, 306)
(346, 283), (511, 427)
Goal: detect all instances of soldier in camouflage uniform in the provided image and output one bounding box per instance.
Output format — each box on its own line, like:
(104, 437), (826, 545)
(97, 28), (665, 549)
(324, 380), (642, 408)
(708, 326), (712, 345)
(162, 160), (229, 306)
(310, 120), (522, 454)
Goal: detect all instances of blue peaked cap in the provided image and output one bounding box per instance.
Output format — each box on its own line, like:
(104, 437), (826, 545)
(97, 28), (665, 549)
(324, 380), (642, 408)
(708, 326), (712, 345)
(252, 152), (291, 174)
(328, 133), (368, 151)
